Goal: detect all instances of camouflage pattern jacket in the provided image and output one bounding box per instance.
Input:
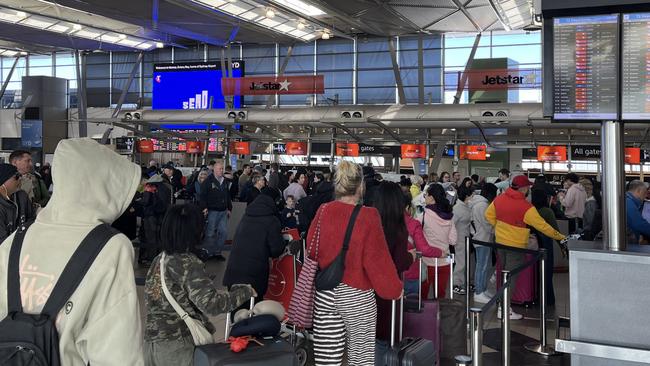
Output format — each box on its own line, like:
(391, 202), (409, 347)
(144, 252), (254, 342)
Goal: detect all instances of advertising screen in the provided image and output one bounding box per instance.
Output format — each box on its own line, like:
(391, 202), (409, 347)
(401, 144), (427, 159)
(622, 13), (650, 119)
(285, 142), (308, 155)
(229, 141), (251, 155)
(459, 145), (487, 160)
(625, 147), (641, 164)
(537, 146), (568, 161)
(21, 120), (42, 148)
(336, 143), (359, 157)
(553, 15), (618, 120)
(152, 62), (243, 110)
(137, 140), (154, 153)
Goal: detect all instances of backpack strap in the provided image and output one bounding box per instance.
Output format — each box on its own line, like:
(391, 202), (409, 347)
(40, 224), (120, 317)
(7, 221), (34, 313)
(341, 204), (362, 252)
(7, 223), (120, 317)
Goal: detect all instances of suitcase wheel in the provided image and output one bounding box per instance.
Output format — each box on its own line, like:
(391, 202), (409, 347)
(295, 346), (308, 366)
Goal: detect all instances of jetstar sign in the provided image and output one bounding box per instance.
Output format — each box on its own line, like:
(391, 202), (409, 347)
(465, 68), (540, 90)
(222, 75), (324, 96)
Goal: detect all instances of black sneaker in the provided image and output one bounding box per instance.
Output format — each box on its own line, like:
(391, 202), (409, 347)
(214, 254), (227, 262)
(453, 286), (466, 295)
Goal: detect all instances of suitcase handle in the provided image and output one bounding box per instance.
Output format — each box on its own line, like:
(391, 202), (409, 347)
(390, 296), (404, 348)
(224, 296), (256, 340)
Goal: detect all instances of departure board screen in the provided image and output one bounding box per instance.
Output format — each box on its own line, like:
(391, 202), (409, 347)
(553, 15), (619, 120)
(623, 13), (650, 120)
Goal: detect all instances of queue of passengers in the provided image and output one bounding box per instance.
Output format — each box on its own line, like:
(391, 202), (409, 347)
(2, 138), (650, 366)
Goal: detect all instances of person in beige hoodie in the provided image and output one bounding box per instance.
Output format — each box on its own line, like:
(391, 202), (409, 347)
(0, 138), (144, 365)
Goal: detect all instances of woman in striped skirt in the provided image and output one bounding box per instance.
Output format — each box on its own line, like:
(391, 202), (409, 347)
(308, 161), (403, 366)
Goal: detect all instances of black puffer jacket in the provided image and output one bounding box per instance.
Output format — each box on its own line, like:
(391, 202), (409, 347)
(0, 190), (35, 243)
(223, 194), (285, 297)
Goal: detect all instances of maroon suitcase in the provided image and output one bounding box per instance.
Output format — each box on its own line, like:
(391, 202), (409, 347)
(496, 253), (538, 305)
(402, 254), (445, 364)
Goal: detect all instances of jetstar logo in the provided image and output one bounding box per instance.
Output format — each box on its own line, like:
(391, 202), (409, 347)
(482, 73), (535, 85)
(249, 79), (292, 91)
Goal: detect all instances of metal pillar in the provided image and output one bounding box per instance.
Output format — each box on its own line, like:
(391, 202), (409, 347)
(430, 142), (447, 175)
(602, 121), (627, 251)
(418, 34), (425, 106)
(0, 57), (19, 101)
(267, 43), (295, 108)
(330, 129), (336, 172)
(470, 308), (483, 366)
(112, 52), (144, 119)
(388, 37), (406, 105)
(74, 50), (88, 137)
(453, 33), (482, 105)
(453, 131), (459, 173)
(525, 249), (556, 356)
(307, 127), (313, 167)
(224, 128), (231, 168)
(501, 270), (511, 366)
(465, 236), (471, 324)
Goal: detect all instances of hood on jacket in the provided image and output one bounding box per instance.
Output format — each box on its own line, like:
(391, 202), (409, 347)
(504, 187), (526, 200)
(37, 138), (141, 226)
(425, 204), (453, 220)
(570, 183), (586, 193)
(245, 194), (279, 217)
(146, 174), (164, 184)
(469, 194), (488, 209)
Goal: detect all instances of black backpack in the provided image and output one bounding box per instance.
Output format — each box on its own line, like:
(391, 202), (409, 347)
(0, 222), (120, 365)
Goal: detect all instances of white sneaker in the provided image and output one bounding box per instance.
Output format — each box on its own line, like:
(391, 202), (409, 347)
(473, 292), (491, 304)
(497, 307), (524, 320)
(489, 273), (496, 285)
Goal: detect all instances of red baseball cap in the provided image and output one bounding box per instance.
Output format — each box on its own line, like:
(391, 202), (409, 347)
(511, 175), (533, 189)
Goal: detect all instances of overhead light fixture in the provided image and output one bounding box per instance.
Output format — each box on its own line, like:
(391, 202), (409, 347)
(270, 0), (325, 17)
(190, 0), (325, 41)
(156, 42), (164, 48)
(0, 6), (157, 50)
(321, 30), (330, 39)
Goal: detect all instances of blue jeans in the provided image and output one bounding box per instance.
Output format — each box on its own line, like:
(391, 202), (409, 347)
(474, 246), (492, 295)
(202, 210), (228, 256)
(404, 280), (419, 296)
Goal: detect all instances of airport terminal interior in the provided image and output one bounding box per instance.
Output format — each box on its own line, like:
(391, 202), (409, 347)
(1, 0), (650, 365)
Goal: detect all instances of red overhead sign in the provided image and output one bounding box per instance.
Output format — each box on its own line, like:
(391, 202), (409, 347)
(137, 139), (154, 153)
(459, 145), (487, 160)
(625, 147), (641, 164)
(186, 141), (203, 154)
(336, 143), (359, 157)
(401, 144), (427, 159)
(222, 75), (325, 95)
(537, 146), (567, 162)
(229, 141), (251, 155)
(285, 142), (308, 155)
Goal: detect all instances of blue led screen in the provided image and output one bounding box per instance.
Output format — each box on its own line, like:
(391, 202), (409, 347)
(152, 61), (244, 110)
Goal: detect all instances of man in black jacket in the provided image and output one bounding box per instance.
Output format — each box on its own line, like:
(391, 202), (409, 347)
(0, 164), (35, 243)
(246, 173), (267, 204)
(198, 161), (232, 261)
(223, 187), (285, 300)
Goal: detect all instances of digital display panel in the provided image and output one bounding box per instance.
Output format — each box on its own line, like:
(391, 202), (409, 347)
(622, 13), (650, 119)
(152, 62), (243, 110)
(553, 15), (619, 120)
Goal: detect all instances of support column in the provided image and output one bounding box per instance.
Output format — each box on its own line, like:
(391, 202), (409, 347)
(0, 57), (19, 101)
(112, 52), (144, 119)
(418, 34), (425, 106)
(453, 33), (482, 105)
(388, 37), (406, 105)
(602, 121), (627, 251)
(224, 128), (231, 168)
(267, 43), (294, 108)
(330, 129), (336, 172)
(75, 50), (87, 137)
(307, 127), (313, 168)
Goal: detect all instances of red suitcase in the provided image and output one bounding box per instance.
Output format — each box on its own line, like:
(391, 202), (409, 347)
(265, 229), (302, 313)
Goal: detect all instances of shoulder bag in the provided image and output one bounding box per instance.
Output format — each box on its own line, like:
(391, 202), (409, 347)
(159, 252), (214, 346)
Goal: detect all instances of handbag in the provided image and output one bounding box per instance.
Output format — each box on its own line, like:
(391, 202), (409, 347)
(287, 203), (328, 329)
(160, 252), (214, 346)
(315, 204), (362, 291)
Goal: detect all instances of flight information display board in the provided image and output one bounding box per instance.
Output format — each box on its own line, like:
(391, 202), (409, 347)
(622, 13), (650, 119)
(553, 15), (619, 120)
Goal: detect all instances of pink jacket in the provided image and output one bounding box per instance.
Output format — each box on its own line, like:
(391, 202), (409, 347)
(419, 207), (457, 266)
(404, 213), (443, 280)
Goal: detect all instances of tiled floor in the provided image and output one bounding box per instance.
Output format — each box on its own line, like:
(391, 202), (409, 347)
(135, 251), (573, 365)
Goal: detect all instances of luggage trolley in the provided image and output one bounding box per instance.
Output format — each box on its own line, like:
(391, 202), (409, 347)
(265, 229), (312, 366)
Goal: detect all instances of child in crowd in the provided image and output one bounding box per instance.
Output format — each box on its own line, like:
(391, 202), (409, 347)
(281, 195), (298, 229)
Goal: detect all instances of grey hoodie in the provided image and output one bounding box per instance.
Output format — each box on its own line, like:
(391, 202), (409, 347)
(0, 138), (144, 365)
(469, 195), (494, 243)
(453, 199), (472, 248)
(561, 183), (587, 219)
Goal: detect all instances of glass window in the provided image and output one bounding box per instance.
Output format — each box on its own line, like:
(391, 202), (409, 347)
(28, 55), (52, 76)
(86, 53), (110, 107)
(173, 46), (204, 62)
(491, 31), (541, 46)
(242, 44), (276, 76)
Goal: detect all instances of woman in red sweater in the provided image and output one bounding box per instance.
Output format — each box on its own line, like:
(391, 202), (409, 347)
(309, 161), (402, 366)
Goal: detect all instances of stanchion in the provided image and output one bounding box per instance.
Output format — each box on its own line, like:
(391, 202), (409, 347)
(501, 270), (511, 366)
(470, 308), (483, 366)
(450, 254), (455, 300)
(434, 258), (439, 299)
(525, 249), (557, 356)
(465, 237), (471, 321)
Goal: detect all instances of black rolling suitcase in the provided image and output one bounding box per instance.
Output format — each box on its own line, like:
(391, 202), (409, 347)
(193, 337), (299, 366)
(193, 298), (299, 366)
(384, 297), (438, 366)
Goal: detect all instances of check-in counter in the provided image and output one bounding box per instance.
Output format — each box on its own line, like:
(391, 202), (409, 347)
(555, 241), (650, 365)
